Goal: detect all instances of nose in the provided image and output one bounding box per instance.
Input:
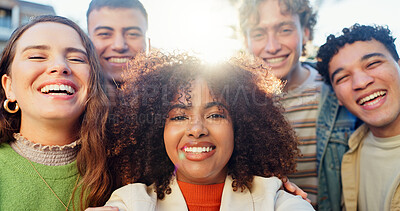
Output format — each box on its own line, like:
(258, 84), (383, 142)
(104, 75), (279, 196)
(48, 57), (71, 75)
(185, 117), (209, 138)
(111, 34), (128, 53)
(264, 34), (281, 54)
(352, 70), (374, 90)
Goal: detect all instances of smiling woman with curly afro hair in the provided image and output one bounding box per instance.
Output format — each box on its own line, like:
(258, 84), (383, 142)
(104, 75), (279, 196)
(103, 51), (313, 210)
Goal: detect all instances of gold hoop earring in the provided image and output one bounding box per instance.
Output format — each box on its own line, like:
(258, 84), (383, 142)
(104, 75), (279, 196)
(3, 99), (19, 114)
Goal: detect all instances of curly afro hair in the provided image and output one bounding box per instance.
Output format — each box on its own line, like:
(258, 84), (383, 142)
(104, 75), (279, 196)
(106, 51), (300, 199)
(316, 24), (399, 85)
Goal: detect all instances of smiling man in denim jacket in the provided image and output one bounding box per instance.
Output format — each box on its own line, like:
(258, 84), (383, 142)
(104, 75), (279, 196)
(317, 24), (400, 211)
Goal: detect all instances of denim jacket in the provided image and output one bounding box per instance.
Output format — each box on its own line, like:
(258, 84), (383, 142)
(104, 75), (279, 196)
(316, 83), (358, 211)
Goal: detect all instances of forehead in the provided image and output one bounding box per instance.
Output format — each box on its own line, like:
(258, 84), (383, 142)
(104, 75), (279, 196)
(329, 40), (391, 71)
(253, 0), (301, 27)
(16, 22), (84, 51)
(87, 7), (147, 31)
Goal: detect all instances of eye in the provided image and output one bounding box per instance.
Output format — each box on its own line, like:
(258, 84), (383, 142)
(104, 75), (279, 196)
(126, 31), (143, 39)
(127, 32), (142, 38)
(96, 32), (112, 38)
(366, 60), (382, 68)
(208, 113), (226, 119)
(249, 30), (266, 41)
(334, 75), (349, 84)
(170, 115), (188, 121)
(279, 27), (294, 35)
(68, 57), (87, 64)
(28, 56), (46, 60)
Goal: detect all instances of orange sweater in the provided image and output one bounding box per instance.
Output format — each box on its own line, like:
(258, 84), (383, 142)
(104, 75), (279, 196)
(177, 180), (224, 211)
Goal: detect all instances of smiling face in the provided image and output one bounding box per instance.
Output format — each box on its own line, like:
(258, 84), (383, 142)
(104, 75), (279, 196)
(1, 22), (90, 131)
(163, 79), (234, 185)
(88, 7), (147, 81)
(245, 0), (308, 80)
(329, 40), (400, 137)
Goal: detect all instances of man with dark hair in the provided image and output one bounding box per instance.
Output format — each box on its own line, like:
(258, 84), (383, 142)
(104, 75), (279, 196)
(87, 0), (148, 83)
(239, 0), (358, 209)
(317, 24), (400, 210)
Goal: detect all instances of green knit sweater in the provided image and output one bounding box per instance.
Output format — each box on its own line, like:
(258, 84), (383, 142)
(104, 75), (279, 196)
(0, 143), (82, 210)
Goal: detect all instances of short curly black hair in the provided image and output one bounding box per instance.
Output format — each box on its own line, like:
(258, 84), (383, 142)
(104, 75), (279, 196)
(106, 51), (300, 199)
(316, 24), (399, 85)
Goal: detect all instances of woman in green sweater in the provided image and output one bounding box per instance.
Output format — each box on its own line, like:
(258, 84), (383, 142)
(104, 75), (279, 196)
(0, 15), (110, 210)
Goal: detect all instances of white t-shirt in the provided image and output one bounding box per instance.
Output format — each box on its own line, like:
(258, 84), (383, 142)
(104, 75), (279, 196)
(359, 131), (400, 211)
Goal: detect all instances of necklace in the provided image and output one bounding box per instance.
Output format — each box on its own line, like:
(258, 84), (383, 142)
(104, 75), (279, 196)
(14, 143), (80, 211)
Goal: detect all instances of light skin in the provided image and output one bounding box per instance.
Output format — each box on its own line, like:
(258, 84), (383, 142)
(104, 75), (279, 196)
(87, 7), (147, 81)
(244, 0), (310, 201)
(164, 79), (234, 185)
(1, 22), (90, 146)
(245, 0), (310, 90)
(329, 40), (400, 138)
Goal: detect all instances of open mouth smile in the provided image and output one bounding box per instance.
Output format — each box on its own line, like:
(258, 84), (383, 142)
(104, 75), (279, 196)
(40, 84), (75, 96)
(106, 57), (131, 64)
(263, 55), (288, 64)
(357, 90), (387, 106)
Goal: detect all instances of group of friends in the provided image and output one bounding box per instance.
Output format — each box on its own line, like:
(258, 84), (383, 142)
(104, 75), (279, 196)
(0, 0), (399, 210)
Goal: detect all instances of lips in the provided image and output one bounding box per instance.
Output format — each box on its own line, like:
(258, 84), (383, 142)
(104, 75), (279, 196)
(263, 55), (289, 64)
(39, 80), (78, 97)
(357, 90), (387, 106)
(106, 57), (131, 64)
(40, 84), (75, 95)
(181, 142), (216, 161)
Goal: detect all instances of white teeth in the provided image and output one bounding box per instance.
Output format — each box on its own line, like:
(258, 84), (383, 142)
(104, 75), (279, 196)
(358, 91), (386, 105)
(265, 57), (286, 64)
(40, 84), (75, 95)
(184, 147), (213, 153)
(108, 57), (130, 64)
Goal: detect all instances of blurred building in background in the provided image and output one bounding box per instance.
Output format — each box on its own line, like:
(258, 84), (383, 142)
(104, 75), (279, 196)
(0, 0), (55, 50)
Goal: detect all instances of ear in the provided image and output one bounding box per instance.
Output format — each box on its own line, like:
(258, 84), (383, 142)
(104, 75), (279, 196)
(146, 37), (151, 53)
(244, 35), (249, 49)
(2, 74), (16, 101)
(338, 99), (343, 106)
(302, 28), (310, 45)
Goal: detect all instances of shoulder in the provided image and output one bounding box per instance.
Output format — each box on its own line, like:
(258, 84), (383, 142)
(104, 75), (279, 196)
(274, 190), (315, 211)
(0, 143), (16, 163)
(105, 183), (157, 211)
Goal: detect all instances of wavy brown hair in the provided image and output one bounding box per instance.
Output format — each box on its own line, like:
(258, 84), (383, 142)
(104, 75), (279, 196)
(0, 15), (110, 209)
(107, 51), (300, 199)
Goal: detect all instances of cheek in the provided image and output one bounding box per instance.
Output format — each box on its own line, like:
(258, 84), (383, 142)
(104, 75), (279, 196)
(163, 125), (182, 155)
(92, 39), (109, 53)
(127, 39), (146, 51)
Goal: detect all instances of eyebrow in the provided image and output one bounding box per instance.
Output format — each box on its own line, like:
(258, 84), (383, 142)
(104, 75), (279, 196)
(169, 101), (228, 111)
(276, 21), (296, 28)
(22, 45), (87, 56)
(22, 45), (50, 52)
(65, 47), (88, 56)
(330, 52), (386, 83)
(250, 21), (295, 33)
(123, 26), (143, 34)
(94, 26), (143, 33)
(93, 26), (114, 32)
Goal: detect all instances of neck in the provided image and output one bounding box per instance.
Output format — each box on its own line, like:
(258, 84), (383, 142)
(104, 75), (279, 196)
(369, 115), (400, 138)
(283, 63), (310, 91)
(20, 117), (80, 146)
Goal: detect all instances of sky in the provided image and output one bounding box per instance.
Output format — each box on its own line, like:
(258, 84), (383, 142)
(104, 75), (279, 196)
(27, 0), (400, 62)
